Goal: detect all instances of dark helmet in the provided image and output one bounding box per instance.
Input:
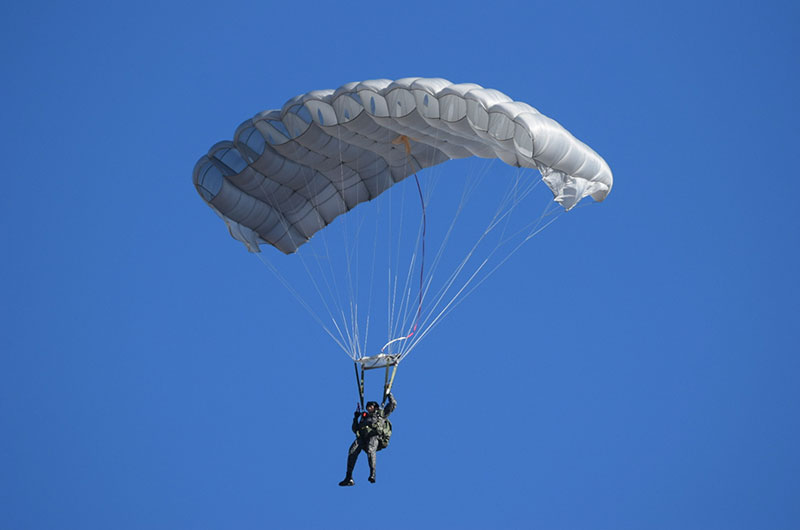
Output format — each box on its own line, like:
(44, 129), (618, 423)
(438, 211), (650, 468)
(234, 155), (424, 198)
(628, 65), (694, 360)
(366, 401), (379, 410)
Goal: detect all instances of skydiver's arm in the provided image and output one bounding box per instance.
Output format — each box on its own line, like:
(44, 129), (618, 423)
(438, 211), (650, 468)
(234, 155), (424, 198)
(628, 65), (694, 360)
(383, 393), (397, 417)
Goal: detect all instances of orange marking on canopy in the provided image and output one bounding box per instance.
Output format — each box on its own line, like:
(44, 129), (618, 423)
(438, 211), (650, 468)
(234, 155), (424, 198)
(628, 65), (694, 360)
(392, 135), (413, 154)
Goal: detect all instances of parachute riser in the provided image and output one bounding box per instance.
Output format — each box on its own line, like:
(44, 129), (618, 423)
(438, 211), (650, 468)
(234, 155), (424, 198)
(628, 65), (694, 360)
(354, 362), (365, 411)
(383, 362), (398, 405)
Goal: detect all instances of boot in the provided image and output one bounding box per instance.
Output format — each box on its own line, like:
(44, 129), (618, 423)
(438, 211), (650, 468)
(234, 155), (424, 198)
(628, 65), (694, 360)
(339, 478), (355, 487)
(368, 472), (376, 483)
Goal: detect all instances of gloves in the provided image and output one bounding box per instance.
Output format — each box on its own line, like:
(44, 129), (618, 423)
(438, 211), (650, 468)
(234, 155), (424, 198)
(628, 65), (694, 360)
(354, 411), (361, 419)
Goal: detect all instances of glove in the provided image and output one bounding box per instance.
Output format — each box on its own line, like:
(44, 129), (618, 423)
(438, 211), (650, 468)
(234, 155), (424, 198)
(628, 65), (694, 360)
(354, 411), (361, 419)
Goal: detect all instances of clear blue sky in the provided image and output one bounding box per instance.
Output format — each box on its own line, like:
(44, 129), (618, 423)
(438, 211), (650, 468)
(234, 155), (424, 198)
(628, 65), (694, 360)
(2, 1), (799, 528)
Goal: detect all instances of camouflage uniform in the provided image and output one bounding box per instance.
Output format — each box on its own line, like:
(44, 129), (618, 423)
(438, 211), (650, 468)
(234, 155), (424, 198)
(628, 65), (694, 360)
(343, 393), (396, 483)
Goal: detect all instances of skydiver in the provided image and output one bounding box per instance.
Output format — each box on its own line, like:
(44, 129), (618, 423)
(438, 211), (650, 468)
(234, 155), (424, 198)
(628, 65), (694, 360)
(338, 392), (397, 486)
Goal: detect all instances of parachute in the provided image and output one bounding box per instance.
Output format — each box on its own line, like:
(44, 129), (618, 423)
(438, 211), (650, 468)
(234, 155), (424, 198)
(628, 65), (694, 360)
(193, 77), (612, 372)
(194, 78), (611, 254)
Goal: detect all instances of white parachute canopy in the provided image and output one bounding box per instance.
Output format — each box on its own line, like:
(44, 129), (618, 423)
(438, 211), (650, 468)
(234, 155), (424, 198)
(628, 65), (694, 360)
(194, 77), (611, 254)
(193, 77), (612, 360)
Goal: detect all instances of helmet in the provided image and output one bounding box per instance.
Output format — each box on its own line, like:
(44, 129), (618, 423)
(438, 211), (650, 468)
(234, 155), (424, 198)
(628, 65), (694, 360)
(366, 401), (379, 410)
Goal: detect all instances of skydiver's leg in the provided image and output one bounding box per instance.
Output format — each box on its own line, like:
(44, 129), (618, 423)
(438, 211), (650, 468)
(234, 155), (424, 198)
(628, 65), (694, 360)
(339, 439), (361, 486)
(366, 436), (379, 483)
(345, 439), (361, 478)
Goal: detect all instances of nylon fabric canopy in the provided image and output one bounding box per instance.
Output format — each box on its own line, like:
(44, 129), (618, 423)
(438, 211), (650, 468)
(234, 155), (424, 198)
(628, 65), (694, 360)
(193, 77), (613, 254)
